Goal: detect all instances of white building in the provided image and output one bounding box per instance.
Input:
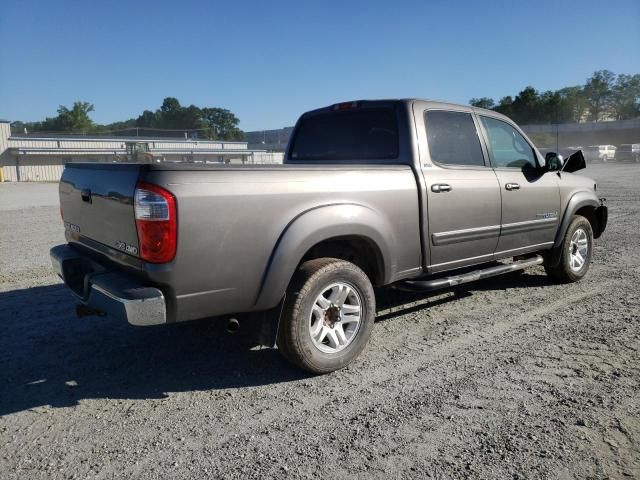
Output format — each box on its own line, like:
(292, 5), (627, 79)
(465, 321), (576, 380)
(0, 120), (283, 182)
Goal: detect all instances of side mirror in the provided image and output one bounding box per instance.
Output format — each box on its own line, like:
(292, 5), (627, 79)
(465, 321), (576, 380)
(545, 152), (564, 172)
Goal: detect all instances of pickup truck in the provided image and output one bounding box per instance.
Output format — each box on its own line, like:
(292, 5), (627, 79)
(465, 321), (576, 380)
(51, 99), (608, 373)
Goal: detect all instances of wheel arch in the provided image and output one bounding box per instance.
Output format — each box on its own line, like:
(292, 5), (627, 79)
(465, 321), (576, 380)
(554, 191), (600, 248)
(253, 203), (395, 311)
(547, 191), (603, 269)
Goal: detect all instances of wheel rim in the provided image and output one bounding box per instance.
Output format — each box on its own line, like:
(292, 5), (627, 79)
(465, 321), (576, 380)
(309, 282), (362, 354)
(569, 228), (589, 272)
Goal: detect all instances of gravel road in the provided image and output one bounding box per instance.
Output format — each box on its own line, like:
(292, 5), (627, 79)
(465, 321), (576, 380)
(1, 164), (638, 479)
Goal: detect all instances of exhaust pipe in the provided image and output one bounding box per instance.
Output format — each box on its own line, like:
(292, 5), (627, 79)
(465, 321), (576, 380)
(226, 317), (240, 334)
(75, 304), (106, 318)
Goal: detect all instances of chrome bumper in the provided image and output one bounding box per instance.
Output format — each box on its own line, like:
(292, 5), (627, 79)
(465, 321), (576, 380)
(50, 244), (166, 326)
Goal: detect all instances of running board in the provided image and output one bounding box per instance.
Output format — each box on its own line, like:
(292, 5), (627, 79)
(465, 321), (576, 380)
(395, 255), (544, 292)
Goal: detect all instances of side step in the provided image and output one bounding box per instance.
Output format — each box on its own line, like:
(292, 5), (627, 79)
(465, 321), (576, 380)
(395, 255), (544, 292)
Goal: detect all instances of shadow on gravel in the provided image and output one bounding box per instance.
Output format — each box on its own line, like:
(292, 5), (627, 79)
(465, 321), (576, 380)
(375, 271), (553, 322)
(0, 284), (308, 416)
(0, 271), (553, 415)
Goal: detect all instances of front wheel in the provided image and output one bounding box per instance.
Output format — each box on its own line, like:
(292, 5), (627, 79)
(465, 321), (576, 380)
(544, 215), (593, 283)
(277, 258), (376, 374)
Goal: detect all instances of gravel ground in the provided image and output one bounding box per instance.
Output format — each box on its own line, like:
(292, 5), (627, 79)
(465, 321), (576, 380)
(1, 164), (638, 479)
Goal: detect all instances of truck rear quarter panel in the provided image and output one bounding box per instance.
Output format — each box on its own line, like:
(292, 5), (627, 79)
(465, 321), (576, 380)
(141, 166), (421, 322)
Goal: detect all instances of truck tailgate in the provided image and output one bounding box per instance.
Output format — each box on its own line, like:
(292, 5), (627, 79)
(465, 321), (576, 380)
(60, 163), (141, 257)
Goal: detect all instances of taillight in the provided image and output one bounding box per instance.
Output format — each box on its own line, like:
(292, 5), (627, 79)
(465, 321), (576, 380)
(134, 181), (177, 263)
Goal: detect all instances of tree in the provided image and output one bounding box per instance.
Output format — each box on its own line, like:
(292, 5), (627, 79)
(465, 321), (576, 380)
(129, 98), (245, 139)
(55, 101), (95, 131)
(510, 86), (540, 123)
(584, 70), (616, 122)
(470, 71), (638, 124)
(201, 107), (244, 140)
(611, 74), (640, 120)
(105, 118), (136, 132)
(494, 96), (514, 118)
(135, 110), (158, 128)
(18, 101), (96, 133)
(537, 90), (561, 123)
(157, 97), (187, 129)
(557, 86), (588, 123)
(469, 97), (495, 109)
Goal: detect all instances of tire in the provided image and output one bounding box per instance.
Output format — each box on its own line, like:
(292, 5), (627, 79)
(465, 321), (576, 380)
(277, 258), (376, 374)
(544, 215), (593, 283)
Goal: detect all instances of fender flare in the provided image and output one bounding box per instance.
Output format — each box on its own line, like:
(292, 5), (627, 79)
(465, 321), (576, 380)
(547, 191), (600, 267)
(554, 191), (600, 248)
(253, 203), (395, 311)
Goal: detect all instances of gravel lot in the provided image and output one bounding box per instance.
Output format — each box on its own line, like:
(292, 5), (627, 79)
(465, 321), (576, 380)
(1, 164), (638, 479)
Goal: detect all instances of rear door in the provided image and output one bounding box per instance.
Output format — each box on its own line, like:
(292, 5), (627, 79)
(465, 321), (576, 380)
(416, 107), (502, 272)
(477, 115), (560, 256)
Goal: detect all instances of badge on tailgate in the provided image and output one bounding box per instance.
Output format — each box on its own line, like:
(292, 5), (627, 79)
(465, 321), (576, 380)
(64, 221), (81, 233)
(115, 240), (139, 255)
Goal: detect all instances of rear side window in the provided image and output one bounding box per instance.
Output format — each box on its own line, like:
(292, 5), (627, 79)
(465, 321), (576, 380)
(289, 108), (398, 161)
(424, 111), (485, 167)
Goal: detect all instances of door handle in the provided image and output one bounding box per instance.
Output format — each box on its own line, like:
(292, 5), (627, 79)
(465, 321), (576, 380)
(81, 189), (92, 203)
(505, 183), (520, 191)
(431, 183), (452, 193)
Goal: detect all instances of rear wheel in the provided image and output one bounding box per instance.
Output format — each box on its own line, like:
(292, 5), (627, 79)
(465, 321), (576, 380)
(544, 215), (593, 283)
(277, 258), (376, 374)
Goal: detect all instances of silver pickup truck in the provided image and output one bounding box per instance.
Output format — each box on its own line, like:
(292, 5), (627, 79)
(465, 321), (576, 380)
(51, 99), (607, 373)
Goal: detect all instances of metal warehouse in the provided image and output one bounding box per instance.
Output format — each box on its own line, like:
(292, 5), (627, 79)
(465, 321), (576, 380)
(0, 120), (283, 182)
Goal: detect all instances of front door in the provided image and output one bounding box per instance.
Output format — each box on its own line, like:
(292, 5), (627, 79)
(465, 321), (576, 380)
(418, 108), (502, 272)
(478, 115), (560, 255)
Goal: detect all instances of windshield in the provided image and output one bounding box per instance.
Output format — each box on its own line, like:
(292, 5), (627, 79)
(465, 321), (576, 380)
(289, 108), (399, 161)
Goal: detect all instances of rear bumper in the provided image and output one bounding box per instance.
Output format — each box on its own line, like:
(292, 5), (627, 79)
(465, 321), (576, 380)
(50, 244), (166, 326)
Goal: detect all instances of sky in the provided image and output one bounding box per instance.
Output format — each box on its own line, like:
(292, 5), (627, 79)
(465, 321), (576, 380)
(1, 0), (639, 131)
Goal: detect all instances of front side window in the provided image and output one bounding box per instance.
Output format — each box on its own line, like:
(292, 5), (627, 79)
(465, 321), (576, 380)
(480, 116), (538, 170)
(424, 110), (485, 167)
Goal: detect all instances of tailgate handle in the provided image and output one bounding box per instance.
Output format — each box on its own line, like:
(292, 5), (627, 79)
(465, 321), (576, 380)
(81, 189), (92, 203)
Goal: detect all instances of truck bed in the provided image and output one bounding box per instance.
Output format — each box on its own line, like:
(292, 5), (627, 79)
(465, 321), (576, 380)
(59, 162), (422, 322)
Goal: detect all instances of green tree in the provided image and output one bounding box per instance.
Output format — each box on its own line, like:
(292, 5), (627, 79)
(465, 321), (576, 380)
(510, 86), (541, 123)
(157, 97), (186, 129)
(494, 96), (514, 118)
(537, 90), (561, 123)
(584, 70), (616, 122)
(201, 107), (244, 140)
(469, 97), (495, 109)
(557, 86), (588, 123)
(132, 98), (244, 139)
(55, 101), (95, 131)
(19, 101), (96, 132)
(135, 110), (158, 128)
(106, 118), (136, 132)
(611, 74), (640, 120)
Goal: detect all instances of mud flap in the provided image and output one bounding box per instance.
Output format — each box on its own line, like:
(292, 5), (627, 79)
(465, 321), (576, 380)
(241, 296), (285, 347)
(595, 203), (608, 238)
